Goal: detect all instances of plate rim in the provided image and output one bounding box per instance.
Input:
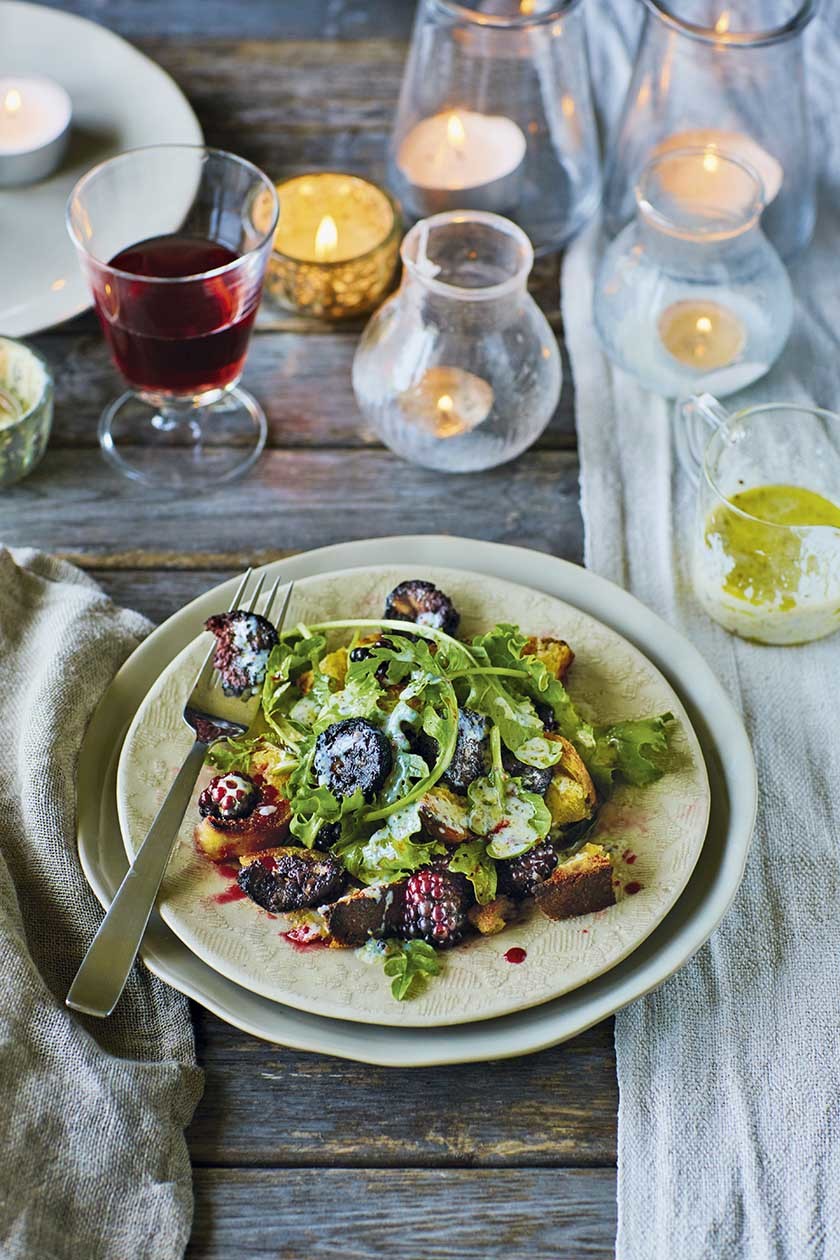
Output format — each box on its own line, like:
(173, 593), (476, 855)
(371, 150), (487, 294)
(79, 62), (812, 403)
(77, 535), (756, 1065)
(0, 0), (203, 336)
(115, 562), (712, 1027)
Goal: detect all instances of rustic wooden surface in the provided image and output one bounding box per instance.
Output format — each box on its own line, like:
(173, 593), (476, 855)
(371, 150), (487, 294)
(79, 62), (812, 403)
(13, 4), (618, 1257)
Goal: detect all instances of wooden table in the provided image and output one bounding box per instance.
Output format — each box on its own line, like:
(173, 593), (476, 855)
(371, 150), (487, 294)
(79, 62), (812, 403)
(11, 4), (618, 1254)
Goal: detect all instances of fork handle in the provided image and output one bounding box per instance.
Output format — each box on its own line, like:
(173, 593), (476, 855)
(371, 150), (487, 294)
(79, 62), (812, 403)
(66, 739), (209, 1018)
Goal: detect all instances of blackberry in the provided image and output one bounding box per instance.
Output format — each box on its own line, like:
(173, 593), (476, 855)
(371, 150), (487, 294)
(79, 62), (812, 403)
(237, 851), (346, 912)
(402, 866), (471, 949)
(497, 840), (558, 898)
(198, 772), (259, 822)
(313, 821), (341, 852)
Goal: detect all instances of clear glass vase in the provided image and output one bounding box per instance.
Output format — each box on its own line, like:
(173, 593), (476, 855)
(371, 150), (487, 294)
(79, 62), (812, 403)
(602, 0), (816, 258)
(352, 210), (562, 472)
(388, 0), (601, 254)
(594, 146), (792, 397)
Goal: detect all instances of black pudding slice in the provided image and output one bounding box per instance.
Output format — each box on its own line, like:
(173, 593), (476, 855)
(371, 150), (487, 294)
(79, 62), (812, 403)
(384, 580), (460, 636)
(501, 747), (553, 796)
(204, 610), (278, 696)
(313, 718), (393, 802)
(417, 708), (489, 795)
(238, 851), (346, 912)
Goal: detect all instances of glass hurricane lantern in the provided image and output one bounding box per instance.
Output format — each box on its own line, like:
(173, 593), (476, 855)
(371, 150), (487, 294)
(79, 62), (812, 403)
(602, 0), (816, 258)
(352, 210), (562, 472)
(388, 0), (601, 254)
(594, 146), (792, 398)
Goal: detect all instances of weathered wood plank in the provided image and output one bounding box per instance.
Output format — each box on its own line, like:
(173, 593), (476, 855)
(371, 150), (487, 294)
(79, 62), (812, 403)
(49, 1), (418, 41)
(187, 1168), (617, 1260)
(34, 330), (575, 450)
(2, 448), (583, 564)
(186, 1011), (617, 1168)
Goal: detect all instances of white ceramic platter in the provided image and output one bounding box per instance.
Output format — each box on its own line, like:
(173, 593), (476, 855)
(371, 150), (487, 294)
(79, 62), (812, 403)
(77, 536), (756, 1064)
(116, 565), (711, 1027)
(0, 0), (202, 336)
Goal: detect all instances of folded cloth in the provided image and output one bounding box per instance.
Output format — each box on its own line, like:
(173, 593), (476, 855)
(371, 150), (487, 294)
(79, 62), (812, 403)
(568, 8), (840, 1258)
(0, 550), (202, 1260)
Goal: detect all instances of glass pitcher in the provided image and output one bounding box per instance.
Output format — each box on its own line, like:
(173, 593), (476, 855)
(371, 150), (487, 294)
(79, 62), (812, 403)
(680, 393), (840, 644)
(352, 210), (562, 472)
(603, 0), (817, 258)
(594, 146), (792, 397)
(388, 0), (601, 254)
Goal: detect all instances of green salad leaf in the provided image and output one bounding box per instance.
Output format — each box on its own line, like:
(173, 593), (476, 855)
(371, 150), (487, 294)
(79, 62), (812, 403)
(380, 939), (441, 1001)
(589, 713), (674, 788)
(448, 838), (498, 904)
(337, 802), (444, 884)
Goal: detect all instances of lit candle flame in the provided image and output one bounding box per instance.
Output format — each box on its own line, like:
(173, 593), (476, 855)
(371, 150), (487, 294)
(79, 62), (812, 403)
(4, 88), (22, 115)
(696, 316), (713, 333)
(520, 0), (536, 12)
(446, 112), (466, 152)
(314, 214), (338, 262)
(437, 394), (454, 413)
(714, 10), (730, 32)
(561, 95), (576, 118)
(703, 149), (719, 174)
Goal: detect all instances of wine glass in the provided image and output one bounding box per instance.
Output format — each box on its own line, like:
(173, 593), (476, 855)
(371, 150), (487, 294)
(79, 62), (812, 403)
(66, 145), (278, 488)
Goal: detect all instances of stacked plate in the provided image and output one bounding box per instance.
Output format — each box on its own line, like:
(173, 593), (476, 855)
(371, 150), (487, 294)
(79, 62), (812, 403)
(78, 536), (756, 1065)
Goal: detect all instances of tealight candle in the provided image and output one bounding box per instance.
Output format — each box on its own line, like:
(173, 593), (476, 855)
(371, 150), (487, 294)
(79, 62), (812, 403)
(0, 76), (71, 187)
(259, 172), (401, 320)
(396, 109), (527, 217)
(653, 129), (783, 207)
(398, 366), (495, 439)
(659, 300), (746, 371)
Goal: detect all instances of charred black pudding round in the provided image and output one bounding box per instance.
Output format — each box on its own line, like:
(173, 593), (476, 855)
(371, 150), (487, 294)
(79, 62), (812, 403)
(204, 610), (279, 696)
(417, 707), (489, 795)
(384, 580), (460, 636)
(238, 851), (346, 912)
(501, 747), (553, 796)
(313, 718), (393, 802)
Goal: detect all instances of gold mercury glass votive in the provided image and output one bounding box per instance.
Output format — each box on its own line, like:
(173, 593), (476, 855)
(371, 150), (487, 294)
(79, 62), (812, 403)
(257, 172), (401, 320)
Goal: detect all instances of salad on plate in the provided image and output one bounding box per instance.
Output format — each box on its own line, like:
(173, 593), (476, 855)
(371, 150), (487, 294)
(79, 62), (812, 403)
(194, 578), (673, 1000)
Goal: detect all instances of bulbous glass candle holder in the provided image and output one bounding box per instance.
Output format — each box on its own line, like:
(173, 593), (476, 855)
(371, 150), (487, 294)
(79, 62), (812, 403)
(388, 0), (601, 254)
(594, 147), (792, 398)
(352, 210), (562, 472)
(602, 0), (816, 259)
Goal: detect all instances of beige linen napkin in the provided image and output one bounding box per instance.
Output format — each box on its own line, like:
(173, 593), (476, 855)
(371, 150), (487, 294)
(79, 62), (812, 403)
(0, 548), (202, 1260)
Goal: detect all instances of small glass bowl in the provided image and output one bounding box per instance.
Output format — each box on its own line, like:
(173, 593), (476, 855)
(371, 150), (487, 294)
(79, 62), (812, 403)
(0, 337), (53, 487)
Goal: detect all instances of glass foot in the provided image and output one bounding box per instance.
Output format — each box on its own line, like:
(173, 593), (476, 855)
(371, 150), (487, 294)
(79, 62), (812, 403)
(98, 386), (267, 488)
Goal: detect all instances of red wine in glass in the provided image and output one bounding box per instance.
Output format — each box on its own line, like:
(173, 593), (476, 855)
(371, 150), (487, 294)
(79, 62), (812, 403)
(94, 234), (260, 396)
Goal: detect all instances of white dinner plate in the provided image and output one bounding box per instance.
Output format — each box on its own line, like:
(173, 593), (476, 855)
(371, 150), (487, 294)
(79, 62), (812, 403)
(116, 565), (710, 1026)
(77, 536), (756, 1064)
(0, 0), (202, 336)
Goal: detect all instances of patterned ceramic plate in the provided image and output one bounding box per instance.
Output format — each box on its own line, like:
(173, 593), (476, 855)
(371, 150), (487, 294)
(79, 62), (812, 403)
(116, 565), (711, 1027)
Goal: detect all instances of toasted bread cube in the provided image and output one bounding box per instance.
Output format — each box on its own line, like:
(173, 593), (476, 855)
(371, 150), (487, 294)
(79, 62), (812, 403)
(467, 895), (519, 936)
(544, 734), (597, 827)
(320, 647), (349, 688)
(194, 798), (292, 864)
(419, 785), (473, 844)
(533, 843), (614, 920)
(522, 636), (575, 683)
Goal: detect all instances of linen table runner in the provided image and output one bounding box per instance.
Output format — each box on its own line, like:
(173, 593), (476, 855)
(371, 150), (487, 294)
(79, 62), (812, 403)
(0, 549), (201, 1260)
(568, 7), (840, 1256)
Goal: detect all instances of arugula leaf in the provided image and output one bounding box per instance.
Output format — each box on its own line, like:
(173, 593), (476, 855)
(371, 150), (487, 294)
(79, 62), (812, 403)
(207, 734), (262, 775)
(448, 838), (498, 904)
(466, 626), (562, 768)
(380, 939), (441, 1001)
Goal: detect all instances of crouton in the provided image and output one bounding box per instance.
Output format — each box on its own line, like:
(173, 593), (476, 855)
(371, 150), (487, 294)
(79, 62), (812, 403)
(533, 843), (614, 920)
(194, 799), (292, 863)
(544, 734), (597, 827)
(522, 636), (575, 683)
(467, 895), (519, 936)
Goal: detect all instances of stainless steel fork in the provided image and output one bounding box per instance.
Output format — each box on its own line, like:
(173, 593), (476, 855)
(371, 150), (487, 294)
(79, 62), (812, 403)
(66, 568), (294, 1018)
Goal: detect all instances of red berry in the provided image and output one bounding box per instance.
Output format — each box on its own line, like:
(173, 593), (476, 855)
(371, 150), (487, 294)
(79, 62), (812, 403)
(401, 866), (471, 950)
